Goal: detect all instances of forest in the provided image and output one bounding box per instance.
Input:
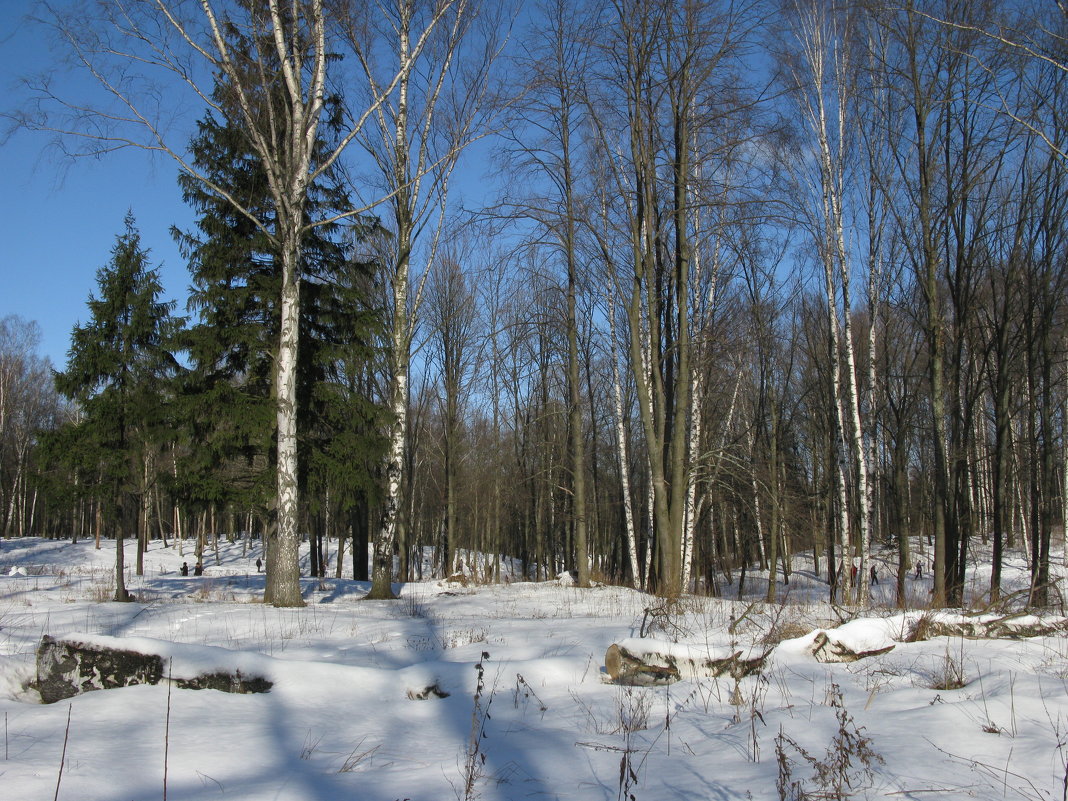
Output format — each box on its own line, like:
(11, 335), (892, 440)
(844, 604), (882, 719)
(1, 0), (1066, 611)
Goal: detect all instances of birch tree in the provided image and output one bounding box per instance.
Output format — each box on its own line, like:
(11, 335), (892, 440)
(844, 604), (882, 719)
(343, 0), (502, 598)
(784, 0), (873, 604)
(605, 283), (643, 589)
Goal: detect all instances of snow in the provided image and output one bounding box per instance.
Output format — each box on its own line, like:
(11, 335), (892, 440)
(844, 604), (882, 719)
(1, 536), (1067, 800)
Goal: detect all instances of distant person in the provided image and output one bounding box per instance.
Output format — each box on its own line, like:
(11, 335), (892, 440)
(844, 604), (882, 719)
(256, 557), (262, 573)
(870, 565), (879, 585)
(914, 561), (922, 580)
(180, 562), (189, 577)
(194, 562), (203, 576)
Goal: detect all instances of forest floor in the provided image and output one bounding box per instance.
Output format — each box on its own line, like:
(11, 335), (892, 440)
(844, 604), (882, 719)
(0, 536), (1066, 800)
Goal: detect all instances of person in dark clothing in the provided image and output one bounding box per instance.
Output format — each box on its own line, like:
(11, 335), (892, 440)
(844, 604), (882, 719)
(256, 558), (262, 573)
(870, 565), (879, 585)
(180, 562), (189, 577)
(194, 562), (203, 576)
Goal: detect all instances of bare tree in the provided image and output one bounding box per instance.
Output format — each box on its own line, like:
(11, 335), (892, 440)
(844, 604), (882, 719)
(783, 0), (875, 604)
(343, 0), (503, 598)
(0, 316), (58, 537)
(493, 0), (595, 585)
(585, 0), (761, 596)
(913, 1), (1068, 162)
(426, 245), (480, 575)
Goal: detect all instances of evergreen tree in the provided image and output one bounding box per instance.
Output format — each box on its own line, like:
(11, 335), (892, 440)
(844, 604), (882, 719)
(173, 107), (279, 518)
(175, 83), (383, 594)
(302, 253), (386, 580)
(54, 213), (178, 601)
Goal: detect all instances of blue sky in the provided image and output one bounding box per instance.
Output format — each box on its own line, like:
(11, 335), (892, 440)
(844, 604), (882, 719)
(2, 1), (196, 368)
(1, 1), (501, 370)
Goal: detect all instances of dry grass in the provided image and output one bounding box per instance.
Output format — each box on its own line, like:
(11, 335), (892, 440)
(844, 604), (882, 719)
(926, 649), (968, 691)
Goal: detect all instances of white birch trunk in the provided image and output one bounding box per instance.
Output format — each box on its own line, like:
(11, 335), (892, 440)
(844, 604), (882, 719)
(368, 0), (414, 599)
(172, 453), (184, 557)
(269, 250), (305, 607)
(753, 475), (767, 569)
(681, 375), (703, 594)
(681, 184), (724, 597)
(4, 454), (23, 537)
(748, 429), (768, 569)
(839, 268), (871, 605)
(372, 329), (409, 598)
(27, 485), (38, 536)
(866, 184), (883, 568)
(835, 417), (852, 602)
(793, 2), (870, 604)
(608, 296), (642, 590)
(645, 467), (655, 586)
(357, 0), (480, 597)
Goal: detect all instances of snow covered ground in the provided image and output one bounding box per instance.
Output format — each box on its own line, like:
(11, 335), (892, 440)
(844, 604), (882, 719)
(1, 536), (1066, 800)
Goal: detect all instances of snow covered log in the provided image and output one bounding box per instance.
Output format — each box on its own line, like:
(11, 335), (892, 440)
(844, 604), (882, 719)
(605, 639), (766, 685)
(810, 631), (895, 663)
(35, 635), (272, 703)
(907, 614), (1068, 642)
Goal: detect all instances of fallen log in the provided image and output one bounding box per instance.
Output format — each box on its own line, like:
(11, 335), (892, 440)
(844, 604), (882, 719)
(35, 635), (272, 703)
(605, 639), (767, 685)
(810, 631), (895, 663)
(907, 615), (1068, 643)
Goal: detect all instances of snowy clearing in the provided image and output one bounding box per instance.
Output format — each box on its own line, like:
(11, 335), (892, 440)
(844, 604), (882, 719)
(1, 537), (1067, 800)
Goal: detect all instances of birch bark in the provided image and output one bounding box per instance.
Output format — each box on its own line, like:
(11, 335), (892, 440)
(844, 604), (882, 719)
(347, 0), (492, 598)
(789, 0), (874, 604)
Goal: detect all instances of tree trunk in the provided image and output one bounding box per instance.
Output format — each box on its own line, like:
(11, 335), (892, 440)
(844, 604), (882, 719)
(370, 341), (406, 599)
(765, 403), (780, 603)
(113, 502), (128, 602)
(266, 242), (305, 608)
(607, 287), (642, 590)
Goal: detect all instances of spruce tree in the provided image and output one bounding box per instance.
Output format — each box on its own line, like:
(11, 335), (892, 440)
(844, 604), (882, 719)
(175, 83), (383, 597)
(54, 213), (178, 601)
(302, 253), (386, 580)
(174, 107), (278, 518)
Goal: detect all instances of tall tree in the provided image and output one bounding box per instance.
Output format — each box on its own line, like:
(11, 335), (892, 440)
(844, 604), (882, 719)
(497, 0), (594, 585)
(343, 0), (502, 598)
(174, 80), (381, 593)
(783, 0), (876, 604)
(425, 248), (479, 575)
(586, 0), (760, 595)
(54, 214), (178, 602)
(175, 107), (279, 518)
